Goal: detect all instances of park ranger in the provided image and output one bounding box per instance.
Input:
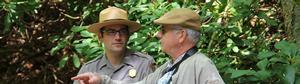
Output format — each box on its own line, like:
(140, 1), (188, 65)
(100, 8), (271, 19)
(73, 7), (155, 84)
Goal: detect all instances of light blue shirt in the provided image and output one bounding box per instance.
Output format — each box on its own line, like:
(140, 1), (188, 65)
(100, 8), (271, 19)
(157, 53), (186, 84)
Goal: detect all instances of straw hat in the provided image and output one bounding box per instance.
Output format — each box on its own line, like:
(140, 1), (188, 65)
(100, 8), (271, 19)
(154, 8), (201, 31)
(88, 7), (141, 33)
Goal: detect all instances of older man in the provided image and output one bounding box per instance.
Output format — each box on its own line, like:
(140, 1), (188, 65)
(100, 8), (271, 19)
(72, 8), (224, 84)
(73, 7), (155, 84)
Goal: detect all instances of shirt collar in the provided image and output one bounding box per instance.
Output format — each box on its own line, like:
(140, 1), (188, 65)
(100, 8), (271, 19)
(168, 52), (186, 67)
(98, 50), (134, 70)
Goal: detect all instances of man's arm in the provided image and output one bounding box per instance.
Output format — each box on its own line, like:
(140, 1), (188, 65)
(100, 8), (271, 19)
(71, 72), (136, 84)
(71, 69), (162, 84)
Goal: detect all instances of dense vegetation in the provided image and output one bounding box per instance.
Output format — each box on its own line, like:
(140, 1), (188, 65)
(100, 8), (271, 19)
(1, 0), (300, 84)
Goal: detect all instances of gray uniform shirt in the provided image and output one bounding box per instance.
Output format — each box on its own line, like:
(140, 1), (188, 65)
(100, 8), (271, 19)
(73, 51), (154, 84)
(101, 52), (224, 84)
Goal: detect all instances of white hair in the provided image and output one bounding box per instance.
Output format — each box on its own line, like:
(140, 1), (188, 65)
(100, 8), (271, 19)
(172, 25), (200, 44)
(186, 28), (200, 44)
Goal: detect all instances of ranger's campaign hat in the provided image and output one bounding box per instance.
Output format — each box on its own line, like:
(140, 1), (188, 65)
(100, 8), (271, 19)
(88, 7), (141, 33)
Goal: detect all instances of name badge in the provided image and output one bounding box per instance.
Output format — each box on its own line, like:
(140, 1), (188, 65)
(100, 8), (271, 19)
(128, 69), (137, 78)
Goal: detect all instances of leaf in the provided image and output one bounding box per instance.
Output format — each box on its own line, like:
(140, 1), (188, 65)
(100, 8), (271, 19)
(256, 59), (269, 70)
(49, 35), (60, 42)
(275, 40), (289, 50)
(230, 70), (256, 78)
(82, 38), (93, 45)
(217, 61), (230, 69)
(232, 46), (239, 53)
(72, 54), (80, 68)
(284, 65), (295, 84)
(59, 56), (69, 68)
(4, 13), (12, 33)
(258, 51), (276, 59)
(71, 26), (87, 33)
(50, 40), (67, 56)
(226, 39), (234, 47)
(255, 70), (271, 80)
(74, 43), (88, 54)
(80, 31), (94, 37)
(171, 2), (180, 8)
(50, 46), (60, 56)
(288, 43), (299, 56)
(241, 50), (251, 55)
(269, 57), (288, 63)
(275, 40), (299, 56)
(86, 47), (101, 56)
(82, 10), (90, 19)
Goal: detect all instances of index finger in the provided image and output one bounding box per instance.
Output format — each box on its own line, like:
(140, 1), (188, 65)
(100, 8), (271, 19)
(71, 73), (92, 80)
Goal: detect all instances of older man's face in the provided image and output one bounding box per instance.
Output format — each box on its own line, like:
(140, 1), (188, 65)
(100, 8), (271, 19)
(156, 25), (181, 55)
(98, 24), (129, 52)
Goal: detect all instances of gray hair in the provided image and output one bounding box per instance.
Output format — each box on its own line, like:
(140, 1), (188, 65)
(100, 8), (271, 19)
(172, 25), (200, 44)
(186, 28), (200, 44)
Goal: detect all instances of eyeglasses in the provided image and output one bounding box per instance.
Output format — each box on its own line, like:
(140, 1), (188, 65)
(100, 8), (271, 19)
(101, 28), (129, 36)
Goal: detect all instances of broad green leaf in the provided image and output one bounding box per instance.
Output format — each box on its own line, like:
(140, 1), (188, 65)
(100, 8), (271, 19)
(275, 40), (289, 50)
(269, 57), (288, 63)
(86, 47), (101, 56)
(258, 51), (276, 59)
(289, 43), (299, 56)
(256, 59), (269, 70)
(275, 41), (299, 56)
(72, 54), (80, 68)
(59, 56), (69, 68)
(74, 43), (86, 54)
(255, 70), (271, 80)
(284, 65), (295, 84)
(230, 70), (256, 78)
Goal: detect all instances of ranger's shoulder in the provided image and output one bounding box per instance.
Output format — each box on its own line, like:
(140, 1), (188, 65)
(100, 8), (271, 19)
(83, 55), (103, 65)
(131, 52), (154, 61)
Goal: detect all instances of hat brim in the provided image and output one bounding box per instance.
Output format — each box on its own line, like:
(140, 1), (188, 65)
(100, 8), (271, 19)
(88, 20), (141, 33)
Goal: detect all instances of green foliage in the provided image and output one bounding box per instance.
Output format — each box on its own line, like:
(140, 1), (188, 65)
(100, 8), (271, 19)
(1, 0), (40, 33)
(4, 0), (294, 83)
(51, 0), (300, 83)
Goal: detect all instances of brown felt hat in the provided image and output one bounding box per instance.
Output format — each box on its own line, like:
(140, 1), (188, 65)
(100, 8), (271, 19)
(88, 7), (141, 33)
(154, 8), (201, 31)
